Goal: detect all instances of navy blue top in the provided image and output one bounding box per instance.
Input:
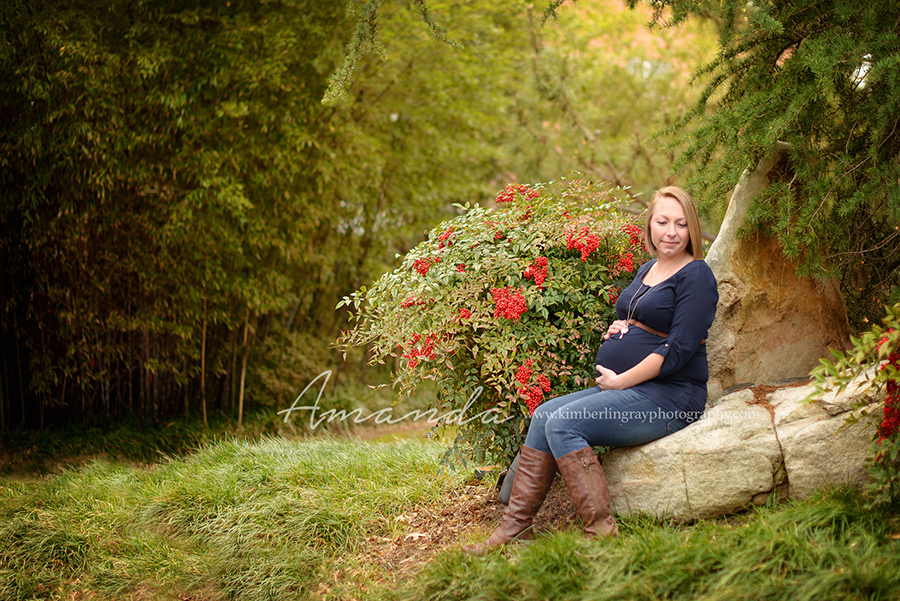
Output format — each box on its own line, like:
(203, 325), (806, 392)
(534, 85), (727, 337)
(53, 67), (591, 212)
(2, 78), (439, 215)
(594, 259), (718, 420)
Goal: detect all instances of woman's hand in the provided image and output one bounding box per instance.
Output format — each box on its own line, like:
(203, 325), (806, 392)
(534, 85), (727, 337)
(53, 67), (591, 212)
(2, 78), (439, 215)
(603, 320), (630, 340)
(595, 364), (625, 390)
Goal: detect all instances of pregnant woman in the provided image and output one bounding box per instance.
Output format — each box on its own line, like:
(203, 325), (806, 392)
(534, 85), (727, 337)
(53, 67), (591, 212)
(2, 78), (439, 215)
(465, 185), (718, 554)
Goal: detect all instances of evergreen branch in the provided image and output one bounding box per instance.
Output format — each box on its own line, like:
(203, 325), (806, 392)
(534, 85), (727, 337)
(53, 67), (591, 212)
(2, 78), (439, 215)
(322, 0), (385, 105)
(540, 0), (572, 26)
(409, 0), (460, 47)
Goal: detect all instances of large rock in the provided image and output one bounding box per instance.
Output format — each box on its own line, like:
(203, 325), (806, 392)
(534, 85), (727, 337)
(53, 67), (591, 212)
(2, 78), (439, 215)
(769, 380), (874, 499)
(604, 392), (782, 519)
(603, 375), (880, 522)
(705, 142), (852, 398)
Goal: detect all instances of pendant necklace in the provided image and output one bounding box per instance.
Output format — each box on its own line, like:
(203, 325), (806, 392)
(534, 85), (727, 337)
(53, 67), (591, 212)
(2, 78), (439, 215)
(620, 258), (684, 338)
(623, 283), (651, 326)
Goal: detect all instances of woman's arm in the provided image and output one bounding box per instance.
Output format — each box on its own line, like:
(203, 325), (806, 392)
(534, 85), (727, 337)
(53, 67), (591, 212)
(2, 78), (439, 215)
(595, 353), (664, 390)
(655, 262), (718, 378)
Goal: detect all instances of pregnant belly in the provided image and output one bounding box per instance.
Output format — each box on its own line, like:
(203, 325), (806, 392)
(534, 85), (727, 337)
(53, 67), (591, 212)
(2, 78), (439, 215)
(594, 330), (663, 375)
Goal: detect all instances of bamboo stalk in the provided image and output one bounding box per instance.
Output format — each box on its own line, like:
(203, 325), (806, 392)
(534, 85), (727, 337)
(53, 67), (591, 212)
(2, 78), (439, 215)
(237, 309), (250, 428)
(0, 369), (6, 433)
(201, 299), (208, 427)
(228, 327), (237, 414)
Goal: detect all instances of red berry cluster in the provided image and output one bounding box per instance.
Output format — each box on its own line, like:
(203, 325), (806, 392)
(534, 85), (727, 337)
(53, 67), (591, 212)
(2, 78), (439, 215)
(612, 252), (635, 276)
(523, 256), (549, 288)
(624, 223), (644, 247)
(565, 226), (602, 262)
(459, 308), (472, 320)
(438, 226), (454, 249)
(401, 297), (431, 308)
(537, 374), (551, 393)
(496, 183), (540, 204)
(457, 263), (466, 272)
(515, 359), (533, 385)
(520, 386), (544, 415)
(608, 286), (620, 305)
(491, 287), (527, 321)
(877, 330), (900, 446)
(413, 256), (440, 276)
(403, 333), (437, 369)
(484, 219), (506, 241)
(515, 359), (552, 415)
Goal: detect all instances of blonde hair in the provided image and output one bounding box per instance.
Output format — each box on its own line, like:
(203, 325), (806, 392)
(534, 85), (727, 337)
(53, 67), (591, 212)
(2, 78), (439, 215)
(643, 186), (704, 259)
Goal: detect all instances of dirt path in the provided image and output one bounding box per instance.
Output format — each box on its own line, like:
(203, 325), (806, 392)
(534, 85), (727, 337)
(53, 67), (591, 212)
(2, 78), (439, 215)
(351, 471), (579, 587)
(339, 419), (581, 580)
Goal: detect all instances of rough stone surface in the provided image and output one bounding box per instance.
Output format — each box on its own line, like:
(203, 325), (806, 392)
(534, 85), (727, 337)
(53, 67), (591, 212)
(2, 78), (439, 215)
(704, 142), (851, 398)
(602, 376), (881, 522)
(604, 392), (782, 520)
(769, 382), (875, 499)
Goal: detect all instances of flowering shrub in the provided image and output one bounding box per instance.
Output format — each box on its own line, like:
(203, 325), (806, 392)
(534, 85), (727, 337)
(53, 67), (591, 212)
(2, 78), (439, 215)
(809, 303), (900, 509)
(337, 178), (650, 463)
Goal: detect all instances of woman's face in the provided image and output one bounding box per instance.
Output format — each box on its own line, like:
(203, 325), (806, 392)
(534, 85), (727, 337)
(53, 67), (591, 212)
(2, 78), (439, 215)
(649, 196), (690, 260)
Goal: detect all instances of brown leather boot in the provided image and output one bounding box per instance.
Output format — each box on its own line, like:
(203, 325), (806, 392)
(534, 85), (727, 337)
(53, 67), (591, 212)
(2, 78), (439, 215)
(463, 446), (557, 555)
(556, 446), (619, 538)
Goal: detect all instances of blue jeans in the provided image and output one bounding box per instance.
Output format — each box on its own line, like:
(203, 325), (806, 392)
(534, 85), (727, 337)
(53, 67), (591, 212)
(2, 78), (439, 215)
(524, 387), (689, 458)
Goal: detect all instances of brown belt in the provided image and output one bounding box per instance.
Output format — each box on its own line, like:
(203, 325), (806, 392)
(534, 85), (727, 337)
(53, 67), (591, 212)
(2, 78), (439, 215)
(627, 319), (707, 344)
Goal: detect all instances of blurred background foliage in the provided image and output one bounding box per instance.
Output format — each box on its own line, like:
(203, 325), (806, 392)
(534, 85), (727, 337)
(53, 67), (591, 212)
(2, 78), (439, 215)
(0, 0), (734, 434)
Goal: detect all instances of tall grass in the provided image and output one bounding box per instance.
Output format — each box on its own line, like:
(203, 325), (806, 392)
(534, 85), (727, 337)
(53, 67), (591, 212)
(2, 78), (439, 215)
(0, 437), (463, 600)
(398, 488), (900, 601)
(4, 433), (900, 601)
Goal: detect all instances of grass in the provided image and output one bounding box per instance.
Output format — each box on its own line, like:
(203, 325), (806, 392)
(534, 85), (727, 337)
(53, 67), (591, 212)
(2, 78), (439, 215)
(0, 436), (466, 600)
(2, 431), (900, 601)
(395, 489), (900, 601)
